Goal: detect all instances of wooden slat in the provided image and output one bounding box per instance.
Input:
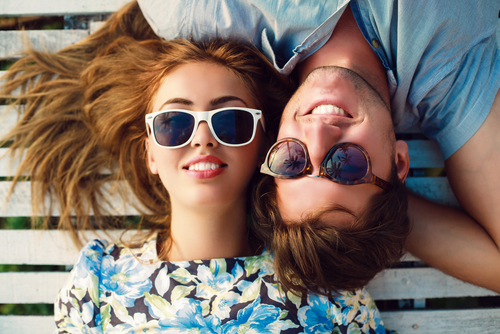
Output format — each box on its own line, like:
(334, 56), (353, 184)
(0, 229), (125, 265)
(0, 178), (459, 216)
(0, 272), (68, 303)
(1, 266), (496, 304)
(405, 176), (460, 208)
(0, 106), (19, 139)
(407, 139), (444, 168)
(2, 309), (500, 334)
(0, 229), (419, 266)
(0, 315), (55, 334)
(0, 181), (142, 216)
(0, 0), (129, 16)
(0, 30), (89, 58)
(367, 268), (497, 300)
(381, 308), (500, 334)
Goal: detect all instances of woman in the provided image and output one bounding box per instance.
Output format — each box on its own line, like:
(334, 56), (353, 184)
(1, 2), (387, 333)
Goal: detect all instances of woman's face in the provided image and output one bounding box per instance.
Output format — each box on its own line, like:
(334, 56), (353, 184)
(146, 62), (263, 212)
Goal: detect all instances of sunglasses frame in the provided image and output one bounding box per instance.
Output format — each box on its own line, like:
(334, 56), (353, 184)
(145, 107), (264, 149)
(260, 137), (391, 191)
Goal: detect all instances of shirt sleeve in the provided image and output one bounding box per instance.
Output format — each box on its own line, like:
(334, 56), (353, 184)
(54, 239), (107, 333)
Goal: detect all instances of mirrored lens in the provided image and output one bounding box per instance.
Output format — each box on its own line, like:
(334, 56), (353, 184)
(324, 145), (368, 181)
(267, 140), (307, 176)
(212, 109), (254, 144)
(153, 112), (195, 147)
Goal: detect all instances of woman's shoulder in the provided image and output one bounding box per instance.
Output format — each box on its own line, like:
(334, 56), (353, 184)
(73, 235), (158, 269)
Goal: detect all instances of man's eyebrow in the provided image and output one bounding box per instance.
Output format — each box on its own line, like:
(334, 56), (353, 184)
(158, 96), (248, 111)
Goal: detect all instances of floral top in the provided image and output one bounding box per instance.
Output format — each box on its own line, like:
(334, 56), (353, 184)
(55, 237), (387, 333)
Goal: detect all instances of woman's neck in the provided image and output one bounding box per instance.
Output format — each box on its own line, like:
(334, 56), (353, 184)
(163, 198), (253, 261)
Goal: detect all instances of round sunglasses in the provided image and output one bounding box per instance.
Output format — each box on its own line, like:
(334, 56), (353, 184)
(145, 107), (264, 148)
(260, 138), (391, 191)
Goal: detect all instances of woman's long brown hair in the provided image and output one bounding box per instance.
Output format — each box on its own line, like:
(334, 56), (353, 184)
(0, 1), (293, 248)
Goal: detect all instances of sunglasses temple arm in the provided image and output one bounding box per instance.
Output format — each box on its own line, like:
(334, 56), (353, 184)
(373, 176), (392, 191)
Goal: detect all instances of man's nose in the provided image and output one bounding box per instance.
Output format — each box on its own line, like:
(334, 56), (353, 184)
(304, 123), (342, 175)
(190, 121), (219, 148)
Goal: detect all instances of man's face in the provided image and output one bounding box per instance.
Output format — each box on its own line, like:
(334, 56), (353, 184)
(275, 66), (408, 226)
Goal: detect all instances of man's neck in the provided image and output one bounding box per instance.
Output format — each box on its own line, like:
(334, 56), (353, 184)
(296, 4), (390, 106)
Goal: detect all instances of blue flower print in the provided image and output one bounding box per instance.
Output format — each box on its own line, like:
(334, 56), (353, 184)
(71, 240), (105, 291)
(212, 291), (242, 320)
(222, 296), (298, 334)
(116, 312), (161, 334)
(298, 294), (342, 333)
(159, 298), (221, 333)
(56, 239), (388, 333)
(195, 259), (243, 299)
(56, 307), (102, 334)
(355, 305), (384, 334)
(336, 290), (362, 325)
(243, 249), (274, 277)
(100, 254), (156, 308)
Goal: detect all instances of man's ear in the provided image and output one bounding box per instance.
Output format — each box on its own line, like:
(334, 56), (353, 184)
(145, 137), (158, 174)
(395, 140), (410, 182)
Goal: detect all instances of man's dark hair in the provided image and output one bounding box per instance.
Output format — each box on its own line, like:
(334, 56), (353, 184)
(252, 164), (410, 296)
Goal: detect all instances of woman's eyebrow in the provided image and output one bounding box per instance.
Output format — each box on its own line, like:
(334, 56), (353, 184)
(158, 98), (193, 110)
(159, 96), (248, 111)
(210, 96), (248, 107)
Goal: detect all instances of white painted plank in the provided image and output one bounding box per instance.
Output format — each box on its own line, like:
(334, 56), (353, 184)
(0, 315), (55, 334)
(0, 178), (460, 217)
(405, 176), (460, 208)
(407, 140), (444, 168)
(0, 0), (129, 16)
(367, 267), (498, 300)
(0, 106), (20, 139)
(0, 181), (143, 216)
(2, 266), (496, 304)
(0, 148), (24, 178)
(2, 310), (500, 334)
(0, 272), (68, 303)
(0, 30), (89, 58)
(0, 229), (125, 265)
(381, 308), (500, 334)
(0, 229), (419, 265)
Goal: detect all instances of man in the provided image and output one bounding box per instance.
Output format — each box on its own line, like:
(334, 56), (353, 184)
(138, 0), (500, 293)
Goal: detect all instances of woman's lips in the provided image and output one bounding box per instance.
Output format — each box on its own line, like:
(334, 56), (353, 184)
(183, 155), (227, 179)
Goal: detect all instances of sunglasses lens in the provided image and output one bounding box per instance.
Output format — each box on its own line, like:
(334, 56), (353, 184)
(153, 112), (195, 147)
(212, 109), (254, 145)
(267, 140), (307, 176)
(325, 145), (368, 181)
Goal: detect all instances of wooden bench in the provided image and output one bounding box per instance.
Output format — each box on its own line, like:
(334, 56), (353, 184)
(1, 1), (499, 333)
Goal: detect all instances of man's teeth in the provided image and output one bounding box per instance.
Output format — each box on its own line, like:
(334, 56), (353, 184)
(311, 104), (347, 116)
(188, 162), (221, 171)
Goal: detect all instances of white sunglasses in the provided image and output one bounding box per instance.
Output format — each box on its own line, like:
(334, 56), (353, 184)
(145, 107), (265, 149)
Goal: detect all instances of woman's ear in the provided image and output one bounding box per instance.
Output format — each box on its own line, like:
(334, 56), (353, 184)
(395, 140), (410, 182)
(145, 137), (158, 174)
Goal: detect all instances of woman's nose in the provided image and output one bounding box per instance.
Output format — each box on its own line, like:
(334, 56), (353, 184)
(190, 121), (219, 148)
